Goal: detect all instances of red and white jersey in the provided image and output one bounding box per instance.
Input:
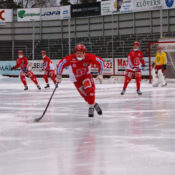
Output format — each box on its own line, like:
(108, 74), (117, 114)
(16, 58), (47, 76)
(57, 53), (104, 82)
(127, 49), (145, 71)
(14, 56), (30, 72)
(42, 56), (55, 71)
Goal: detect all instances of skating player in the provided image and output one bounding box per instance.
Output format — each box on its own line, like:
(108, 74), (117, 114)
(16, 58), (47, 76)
(40, 50), (57, 88)
(11, 50), (41, 90)
(56, 44), (104, 117)
(121, 41), (145, 95)
(152, 46), (167, 87)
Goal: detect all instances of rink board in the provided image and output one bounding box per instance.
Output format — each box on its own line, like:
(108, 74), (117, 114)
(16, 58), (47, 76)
(0, 58), (154, 76)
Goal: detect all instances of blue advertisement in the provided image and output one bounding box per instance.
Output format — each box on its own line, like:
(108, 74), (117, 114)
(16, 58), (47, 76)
(164, 0), (175, 9)
(0, 61), (20, 76)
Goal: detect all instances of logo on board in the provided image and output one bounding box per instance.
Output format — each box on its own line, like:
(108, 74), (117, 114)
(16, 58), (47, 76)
(165, 0), (174, 7)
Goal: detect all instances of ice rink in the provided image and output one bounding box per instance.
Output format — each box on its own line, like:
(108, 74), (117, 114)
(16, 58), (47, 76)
(0, 76), (175, 175)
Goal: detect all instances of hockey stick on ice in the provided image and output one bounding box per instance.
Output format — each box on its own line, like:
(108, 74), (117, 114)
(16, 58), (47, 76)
(34, 83), (58, 122)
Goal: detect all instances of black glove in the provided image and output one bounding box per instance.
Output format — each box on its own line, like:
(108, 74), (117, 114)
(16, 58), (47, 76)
(11, 67), (14, 71)
(142, 64), (145, 67)
(163, 64), (167, 70)
(22, 68), (27, 72)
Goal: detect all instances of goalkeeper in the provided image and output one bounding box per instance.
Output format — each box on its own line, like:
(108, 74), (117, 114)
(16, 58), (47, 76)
(152, 46), (167, 87)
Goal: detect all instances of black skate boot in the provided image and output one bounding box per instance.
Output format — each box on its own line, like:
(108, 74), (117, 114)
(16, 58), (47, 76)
(37, 85), (41, 90)
(24, 86), (28, 90)
(88, 107), (94, 118)
(137, 90), (142, 95)
(94, 103), (102, 115)
(44, 84), (50, 88)
(121, 89), (125, 95)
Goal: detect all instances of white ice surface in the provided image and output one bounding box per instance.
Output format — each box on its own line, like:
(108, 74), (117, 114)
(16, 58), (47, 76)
(0, 76), (175, 175)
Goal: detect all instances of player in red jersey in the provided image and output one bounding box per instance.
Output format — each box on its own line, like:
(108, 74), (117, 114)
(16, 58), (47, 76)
(11, 50), (41, 90)
(40, 51), (57, 88)
(121, 41), (145, 95)
(56, 44), (104, 117)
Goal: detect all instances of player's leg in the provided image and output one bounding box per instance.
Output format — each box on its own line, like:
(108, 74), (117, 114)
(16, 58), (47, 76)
(135, 71), (142, 95)
(82, 75), (102, 117)
(49, 70), (57, 85)
(158, 68), (167, 87)
(74, 75), (102, 117)
(20, 71), (28, 90)
(43, 71), (49, 88)
(121, 70), (134, 95)
(152, 68), (159, 87)
(27, 71), (41, 90)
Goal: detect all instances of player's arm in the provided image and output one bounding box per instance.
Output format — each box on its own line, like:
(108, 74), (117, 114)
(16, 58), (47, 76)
(11, 58), (20, 70)
(43, 57), (50, 71)
(127, 52), (135, 69)
(90, 54), (105, 75)
(56, 56), (71, 83)
(140, 52), (145, 67)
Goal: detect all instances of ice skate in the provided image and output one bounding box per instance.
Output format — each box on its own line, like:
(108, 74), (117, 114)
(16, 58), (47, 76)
(121, 89), (125, 95)
(88, 107), (94, 117)
(24, 86), (28, 90)
(94, 103), (102, 115)
(37, 85), (41, 90)
(44, 84), (50, 88)
(137, 90), (142, 95)
(161, 83), (167, 87)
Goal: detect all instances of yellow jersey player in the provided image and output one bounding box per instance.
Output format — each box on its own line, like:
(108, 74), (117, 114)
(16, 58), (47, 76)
(152, 46), (167, 87)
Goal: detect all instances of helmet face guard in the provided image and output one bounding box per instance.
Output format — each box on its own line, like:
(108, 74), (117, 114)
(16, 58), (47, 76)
(18, 50), (23, 57)
(75, 44), (86, 61)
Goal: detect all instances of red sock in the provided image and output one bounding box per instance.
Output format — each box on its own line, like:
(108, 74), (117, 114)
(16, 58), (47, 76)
(43, 74), (49, 84)
(135, 72), (142, 90)
(20, 74), (27, 86)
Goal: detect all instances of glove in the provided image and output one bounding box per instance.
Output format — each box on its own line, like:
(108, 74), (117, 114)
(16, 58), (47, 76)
(39, 68), (43, 72)
(11, 67), (14, 71)
(152, 63), (155, 68)
(133, 67), (140, 72)
(142, 64), (145, 67)
(163, 64), (167, 70)
(22, 68), (27, 72)
(96, 73), (103, 84)
(56, 74), (62, 83)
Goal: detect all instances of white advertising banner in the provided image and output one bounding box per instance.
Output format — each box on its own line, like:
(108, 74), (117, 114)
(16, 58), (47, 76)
(17, 6), (70, 22)
(101, 0), (117, 15)
(1, 58), (155, 77)
(163, 0), (175, 9)
(60, 5), (71, 19)
(41, 7), (61, 20)
(133, 0), (162, 12)
(0, 9), (13, 22)
(17, 8), (40, 22)
(120, 0), (133, 13)
(114, 57), (154, 76)
(91, 58), (114, 75)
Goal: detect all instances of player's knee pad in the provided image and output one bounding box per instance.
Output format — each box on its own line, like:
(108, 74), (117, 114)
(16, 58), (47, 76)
(152, 69), (157, 77)
(43, 74), (48, 79)
(126, 71), (134, 78)
(49, 71), (55, 77)
(158, 69), (164, 78)
(135, 72), (142, 78)
(27, 71), (33, 78)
